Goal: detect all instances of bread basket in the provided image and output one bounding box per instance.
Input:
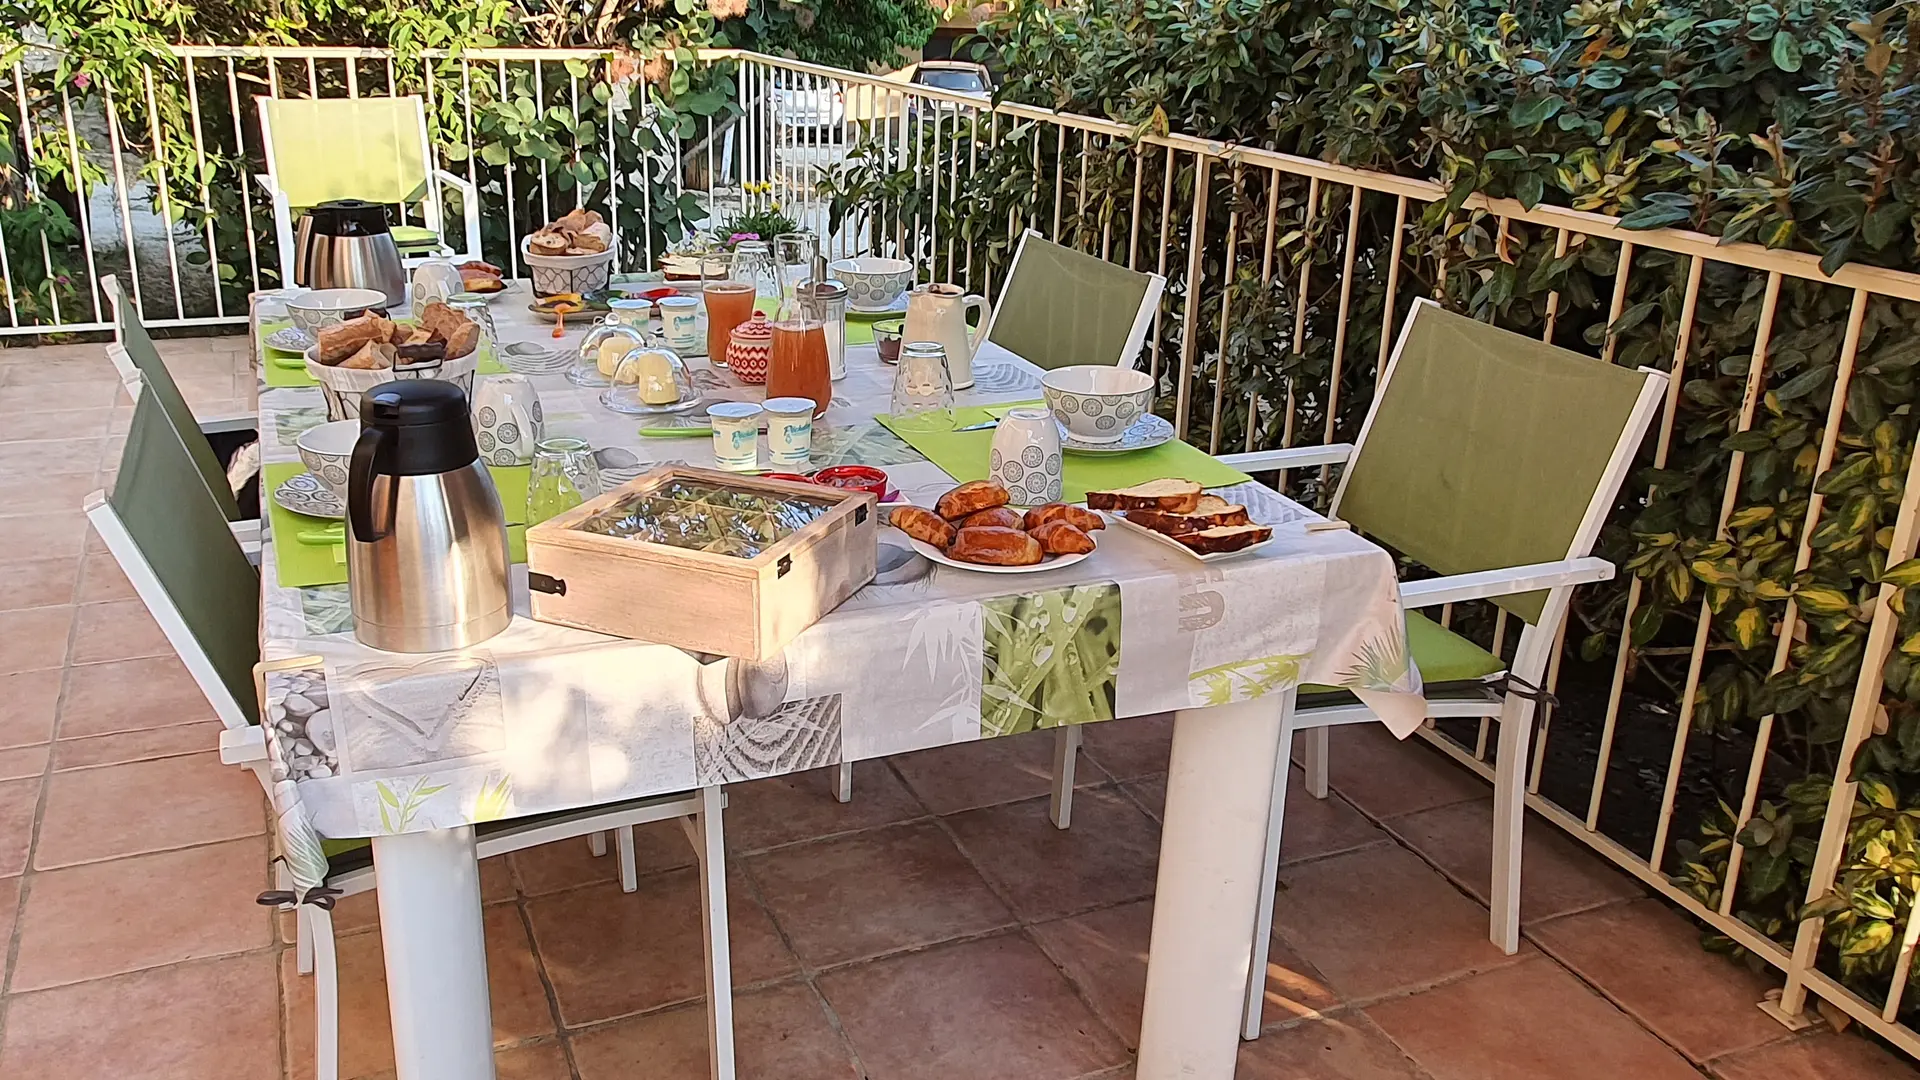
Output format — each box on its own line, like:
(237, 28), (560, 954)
(305, 347), (480, 421)
(522, 237), (616, 298)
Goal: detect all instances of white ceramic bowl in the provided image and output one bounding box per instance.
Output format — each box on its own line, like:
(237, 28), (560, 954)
(285, 288), (389, 340)
(828, 257), (914, 310)
(295, 419), (360, 498)
(1040, 365), (1155, 444)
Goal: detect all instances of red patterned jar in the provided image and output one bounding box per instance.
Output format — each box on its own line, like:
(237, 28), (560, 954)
(726, 312), (774, 384)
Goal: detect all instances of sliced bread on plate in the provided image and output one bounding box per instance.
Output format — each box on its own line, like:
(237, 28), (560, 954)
(1174, 524), (1273, 554)
(1085, 478), (1203, 514)
(1123, 495), (1250, 535)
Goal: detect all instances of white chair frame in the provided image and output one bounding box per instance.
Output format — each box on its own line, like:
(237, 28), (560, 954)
(254, 96), (484, 288)
(1032, 297), (1665, 1037)
(83, 446), (738, 1080)
(981, 228), (1167, 372)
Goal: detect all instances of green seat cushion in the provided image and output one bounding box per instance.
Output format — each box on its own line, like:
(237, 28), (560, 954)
(1301, 610), (1504, 698)
(391, 224), (443, 248)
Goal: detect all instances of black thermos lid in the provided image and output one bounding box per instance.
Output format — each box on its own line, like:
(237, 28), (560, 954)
(356, 380), (479, 476)
(306, 199), (393, 237)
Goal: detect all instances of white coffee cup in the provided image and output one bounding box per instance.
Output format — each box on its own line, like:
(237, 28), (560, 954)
(472, 374), (545, 467)
(763, 397), (815, 469)
(989, 407), (1064, 506)
(658, 295), (701, 352)
(708, 401), (763, 472)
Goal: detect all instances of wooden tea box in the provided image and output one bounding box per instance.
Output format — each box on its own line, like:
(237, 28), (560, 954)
(524, 466), (877, 660)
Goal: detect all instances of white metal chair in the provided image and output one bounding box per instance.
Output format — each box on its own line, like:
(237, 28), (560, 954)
(255, 95), (483, 286)
(1188, 300), (1666, 1039)
(85, 385), (739, 1080)
(983, 228), (1166, 372)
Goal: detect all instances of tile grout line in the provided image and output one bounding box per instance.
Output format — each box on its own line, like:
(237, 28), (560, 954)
(1313, 745), (1722, 1078)
(0, 499), (90, 1058)
(890, 754), (1140, 1066)
(509, 869), (587, 1080)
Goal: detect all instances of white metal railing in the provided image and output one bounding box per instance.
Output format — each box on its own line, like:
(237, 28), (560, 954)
(6, 42), (1920, 1060)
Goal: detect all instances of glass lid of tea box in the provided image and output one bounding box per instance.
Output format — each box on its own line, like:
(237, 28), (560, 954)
(571, 478), (838, 559)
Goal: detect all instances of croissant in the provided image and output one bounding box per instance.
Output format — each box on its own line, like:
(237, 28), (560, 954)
(961, 506), (1025, 531)
(1023, 503), (1106, 533)
(947, 526), (1043, 566)
(1030, 521), (1096, 555)
(936, 480), (1011, 522)
(890, 505), (956, 549)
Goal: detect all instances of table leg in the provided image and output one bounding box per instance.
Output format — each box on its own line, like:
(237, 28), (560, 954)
(373, 825), (496, 1080)
(1138, 695), (1291, 1079)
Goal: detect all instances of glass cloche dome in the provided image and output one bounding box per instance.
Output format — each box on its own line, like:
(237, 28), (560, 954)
(568, 317), (648, 388)
(601, 343), (699, 414)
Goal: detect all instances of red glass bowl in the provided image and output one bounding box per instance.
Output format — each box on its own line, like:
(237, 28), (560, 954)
(810, 465), (889, 498)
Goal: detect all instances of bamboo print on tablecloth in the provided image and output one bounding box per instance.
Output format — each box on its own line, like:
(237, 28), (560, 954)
(979, 583), (1122, 737)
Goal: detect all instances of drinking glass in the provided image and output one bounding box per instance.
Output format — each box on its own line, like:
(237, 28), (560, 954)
(889, 341), (954, 433)
(527, 437), (604, 526)
(702, 243), (770, 365)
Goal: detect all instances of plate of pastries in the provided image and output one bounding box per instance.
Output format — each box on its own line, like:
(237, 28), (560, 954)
(1088, 479), (1275, 559)
(887, 480), (1104, 573)
(306, 302), (482, 370)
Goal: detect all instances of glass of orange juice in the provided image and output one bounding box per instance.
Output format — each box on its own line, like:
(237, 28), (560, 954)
(702, 241), (772, 366)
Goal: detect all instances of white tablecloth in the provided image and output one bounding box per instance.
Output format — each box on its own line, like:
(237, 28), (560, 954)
(250, 282), (1423, 879)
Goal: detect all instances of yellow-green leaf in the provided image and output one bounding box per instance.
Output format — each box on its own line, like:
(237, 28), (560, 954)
(1731, 606), (1769, 650)
(1795, 586), (1854, 616)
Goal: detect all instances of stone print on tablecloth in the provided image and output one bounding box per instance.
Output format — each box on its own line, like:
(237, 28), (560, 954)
(694, 694), (843, 784)
(970, 363), (1042, 395)
(300, 585), (353, 635)
(980, 582), (1120, 737)
(272, 405), (328, 447)
(265, 666), (339, 781)
(810, 421), (926, 467)
(333, 653), (506, 771)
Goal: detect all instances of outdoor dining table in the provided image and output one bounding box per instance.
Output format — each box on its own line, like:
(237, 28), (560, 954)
(248, 281), (1427, 1080)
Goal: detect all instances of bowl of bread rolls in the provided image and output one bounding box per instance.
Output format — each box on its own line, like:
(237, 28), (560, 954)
(886, 480), (1104, 573)
(304, 301), (483, 421)
(522, 208), (617, 297)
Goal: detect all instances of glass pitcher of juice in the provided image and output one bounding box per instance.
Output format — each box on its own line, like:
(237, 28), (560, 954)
(765, 235), (832, 416)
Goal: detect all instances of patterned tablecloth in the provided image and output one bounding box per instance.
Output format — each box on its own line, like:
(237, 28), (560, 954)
(250, 282), (1423, 874)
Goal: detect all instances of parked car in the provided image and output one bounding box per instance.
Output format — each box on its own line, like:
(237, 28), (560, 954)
(908, 61), (992, 118)
(773, 73), (844, 133)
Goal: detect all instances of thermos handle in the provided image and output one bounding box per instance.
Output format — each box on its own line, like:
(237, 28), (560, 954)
(348, 424), (395, 543)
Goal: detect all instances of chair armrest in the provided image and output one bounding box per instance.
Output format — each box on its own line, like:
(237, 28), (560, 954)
(1217, 444), (1354, 472)
(229, 519), (263, 567)
(199, 415), (258, 436)
(1399, 557), (1614, 609)
(432, 169), (483, 262)
(220, 725), (269, 765)
(433, 168), (478, 198)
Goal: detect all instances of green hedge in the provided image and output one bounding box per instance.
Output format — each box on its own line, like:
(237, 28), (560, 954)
(818, 0), (1920, 1009)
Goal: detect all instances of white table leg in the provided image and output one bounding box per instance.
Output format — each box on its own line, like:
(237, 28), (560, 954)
(373, 826), (496, 1080)
(1138, 695), (1291, 1079)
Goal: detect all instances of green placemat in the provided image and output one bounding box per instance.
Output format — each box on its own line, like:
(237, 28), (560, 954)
(877, 401), (1251, 503)
(266, 461), (530, 588)
(260, 318), (508, 389)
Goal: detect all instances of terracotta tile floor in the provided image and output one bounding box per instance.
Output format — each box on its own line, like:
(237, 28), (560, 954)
(1, 336), (1916, 1079)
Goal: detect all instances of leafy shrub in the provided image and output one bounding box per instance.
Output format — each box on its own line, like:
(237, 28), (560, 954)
(816, 0), (1920, 1015)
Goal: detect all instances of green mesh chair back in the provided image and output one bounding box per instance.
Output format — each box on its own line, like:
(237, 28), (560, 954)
(259, 96), (432, 209)
(107, 389), (261, 723)
(103, 276), (243, 521)
(986, 232), (1161, 370)
(1333, 300), (1652, 624)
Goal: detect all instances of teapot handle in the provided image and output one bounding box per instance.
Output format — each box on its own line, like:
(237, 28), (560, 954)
(963, 294), (991, 355)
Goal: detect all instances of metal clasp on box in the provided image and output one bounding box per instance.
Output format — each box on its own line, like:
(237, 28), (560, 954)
(529, 571), (567, 596)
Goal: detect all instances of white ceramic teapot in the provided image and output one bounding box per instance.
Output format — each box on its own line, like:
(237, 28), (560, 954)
(409, 259), (465, 318)
(903, 283), (990, 390)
